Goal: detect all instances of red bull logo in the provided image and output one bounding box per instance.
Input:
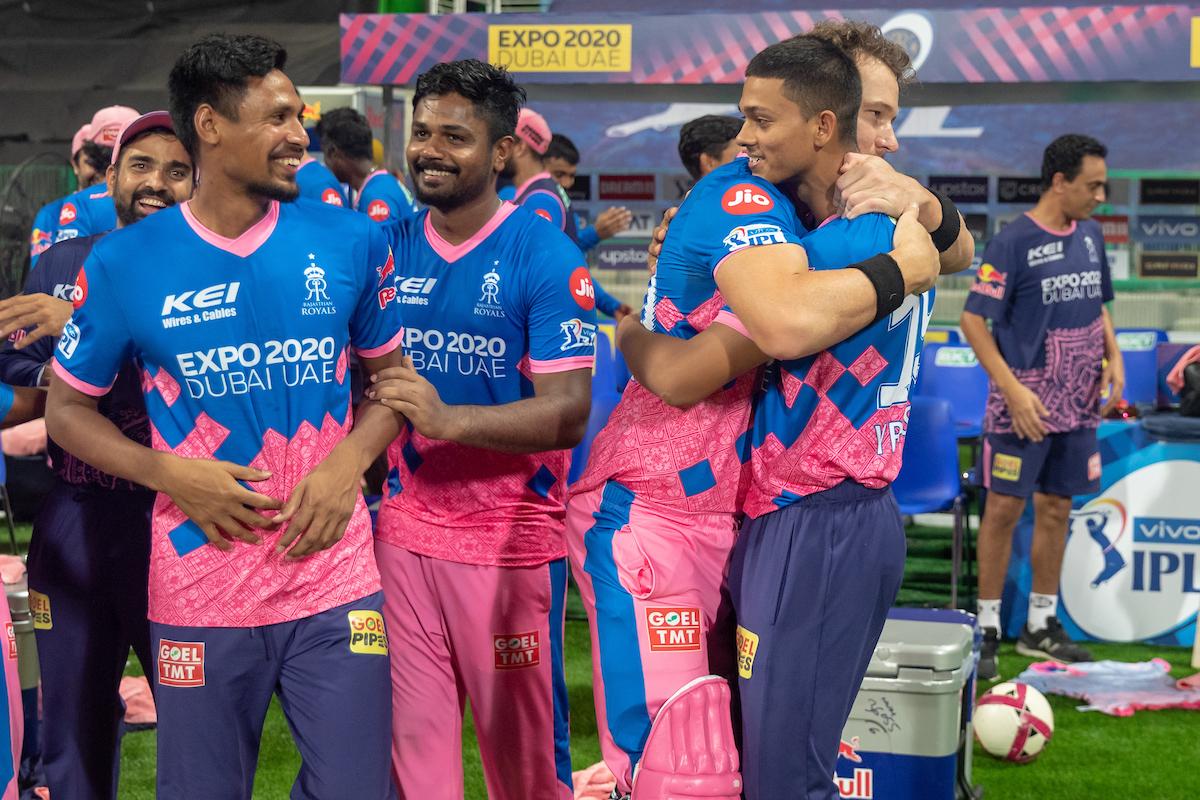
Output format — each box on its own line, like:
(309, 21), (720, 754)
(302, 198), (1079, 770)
(838, 737), (862, 763)
(494, 631), (540, 669)
(970, 262), (1007, 300)
(835, 738), (873, 798)
(376, 252), (395, 287)
(30, 228), (51, 255)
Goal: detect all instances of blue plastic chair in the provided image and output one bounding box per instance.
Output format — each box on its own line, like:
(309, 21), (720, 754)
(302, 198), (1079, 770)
(915, 343), (989, 440)
(1116, 328), (1168, 407)
(894, 396), (970, 608)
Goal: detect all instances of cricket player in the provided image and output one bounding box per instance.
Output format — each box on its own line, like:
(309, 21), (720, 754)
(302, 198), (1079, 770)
(44, 34), (403, 799)
(366, 60), (593, 800)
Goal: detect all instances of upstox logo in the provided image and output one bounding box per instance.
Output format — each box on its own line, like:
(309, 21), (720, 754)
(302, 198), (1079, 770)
(1133, 517), (1200, 545)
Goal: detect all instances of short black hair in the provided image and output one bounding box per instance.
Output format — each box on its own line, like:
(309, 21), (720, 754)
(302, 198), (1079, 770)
(745, 37), (861, 146)
(168, 33), (289, 158)
(77, 140), (112, 174)
(546, 133), (579, 165)
(316, 107), (374, 161)
(678, 115), (742, 180)
(1041, 134), (1107, 190)
(412, 59), (525, 144)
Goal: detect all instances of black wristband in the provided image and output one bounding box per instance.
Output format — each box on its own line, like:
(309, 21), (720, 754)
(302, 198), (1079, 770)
(930, 190), (962, 253)
(851, 253), (905, 324)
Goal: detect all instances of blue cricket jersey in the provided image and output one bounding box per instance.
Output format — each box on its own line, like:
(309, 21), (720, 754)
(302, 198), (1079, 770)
(53, 198), (403, 628)
(296, 157), (348, 207)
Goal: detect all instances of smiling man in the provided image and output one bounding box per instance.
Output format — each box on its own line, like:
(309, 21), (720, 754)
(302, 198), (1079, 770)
(0, 110), (193, 800)
(365, 59), (593, 800)
(44, 34), (404, 799)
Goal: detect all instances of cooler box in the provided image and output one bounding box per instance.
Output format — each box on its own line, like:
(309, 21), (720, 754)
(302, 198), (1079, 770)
(836, 608), (979, 800)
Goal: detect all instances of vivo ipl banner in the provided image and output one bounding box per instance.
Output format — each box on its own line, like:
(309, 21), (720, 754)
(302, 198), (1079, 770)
(1057, 423), (1200, 646)
(342, 6), (1200, 86)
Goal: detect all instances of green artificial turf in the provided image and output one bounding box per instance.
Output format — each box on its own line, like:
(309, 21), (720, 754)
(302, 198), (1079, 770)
(7, 518), (1193, 799)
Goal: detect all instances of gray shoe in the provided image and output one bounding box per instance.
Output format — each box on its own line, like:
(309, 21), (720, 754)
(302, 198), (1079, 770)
(1015, 616), (1092, 663)
(978, 626), (1000, 681)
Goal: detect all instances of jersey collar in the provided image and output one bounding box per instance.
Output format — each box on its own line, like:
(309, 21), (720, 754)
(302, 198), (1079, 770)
(423, 201), (517, 263)
(181, 199), (279, 258)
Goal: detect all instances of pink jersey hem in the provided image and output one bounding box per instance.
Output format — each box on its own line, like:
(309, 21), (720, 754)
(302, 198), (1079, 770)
(52, 358), (112, 397)
(181, 200), (279, 258)
(528, 355), (594, 374)
(356, 327), (405, 359)
(712, 310), (750, 338)
(423, 202), (517, 263)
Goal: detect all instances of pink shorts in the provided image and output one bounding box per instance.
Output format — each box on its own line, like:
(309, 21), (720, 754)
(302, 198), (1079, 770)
(565, 480), (738, 794)
(375, 541), (572, 800)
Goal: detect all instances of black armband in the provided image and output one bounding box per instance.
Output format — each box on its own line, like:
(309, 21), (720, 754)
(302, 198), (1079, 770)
(851, 253), (905, 324)
(930, 190), (962, 253)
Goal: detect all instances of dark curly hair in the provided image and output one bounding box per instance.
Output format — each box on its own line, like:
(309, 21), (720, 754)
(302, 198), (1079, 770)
(412, 59), (526, 144)
(1041, 134), (1107, 190)
(168, 33), (288, 158)
(677, 115), (742, 180)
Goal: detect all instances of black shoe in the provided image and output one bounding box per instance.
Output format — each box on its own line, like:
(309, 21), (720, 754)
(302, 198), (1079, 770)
(978, 627), (1000, 681)
(1015, 616), (1092, 663)
(609, 789), (630, 800)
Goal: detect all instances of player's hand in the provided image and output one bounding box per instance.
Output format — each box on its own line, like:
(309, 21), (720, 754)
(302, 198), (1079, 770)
(890, 203), (939, 295)
(835, 154), (929, 221)
(367, 357), (460, 441)
(157, 456), (281, 551)
(612, 303), (634, 323)
(272, 445), (362, 559)
(646, 206), (678, 276)
(594, 206), (633, 240)
(1004, 382), (1050, 442)
(0, 294), (74, 349)
(1100, 352), (1126, 416)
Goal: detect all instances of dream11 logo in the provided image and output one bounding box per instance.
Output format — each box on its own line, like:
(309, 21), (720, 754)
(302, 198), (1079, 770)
(1060, 460), (1200, 642)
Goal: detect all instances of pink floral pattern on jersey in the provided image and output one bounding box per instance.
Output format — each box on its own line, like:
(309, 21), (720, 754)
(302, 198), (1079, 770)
(141, 367), (181, 407)
(985, 317), (1104, 435)
(654, 297), (685, 332)
(849, 346), (887, 386)
(376, 431), (570, 567)
(148, 406), (380, 627)
(804, 352), (845, 395)
(570, 288), (755, 514)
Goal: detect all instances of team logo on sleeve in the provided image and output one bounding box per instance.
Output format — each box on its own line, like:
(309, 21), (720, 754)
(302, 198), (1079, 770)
(321, 187), (344, 207)
(367, 199), (391, 222)
(494, 632), (540, 669)
(569, 267), (595, 311)
(57, 321), (80, 359)
(722, 223), (787, 253)
(347, 610), (389, 655)
(721, 183), (775, 214)
(376, 250), (395, 287)
(560, 318), (597, 351)
(301, 254), (337, 316)
(58, 203), (77, 226)
(647, 607), (702, 651)
(158, 640), (205, 687)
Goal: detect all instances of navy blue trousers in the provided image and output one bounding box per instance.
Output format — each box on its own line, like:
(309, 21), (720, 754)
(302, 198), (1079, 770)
(730, 482), (906, 800)
(151, 592), (393, 800)
(26, 481), (153, 800)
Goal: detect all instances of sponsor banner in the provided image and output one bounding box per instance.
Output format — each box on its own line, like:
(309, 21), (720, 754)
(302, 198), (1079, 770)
(599, 173), (656, 200)
(963, 213), (988, 243)
(593, 242), (651, 270)
(928, 175), (988, 204)
(565, 174), (591, 202)
(1093, 214), (1129, 244)
(996, 176), (1041, 204)
(661, 173), (695, 202)
(476, 100), (1200, 174)
(611, 207), (666, 238)
(1107, 249), (1131, 281)
(1134, 215), (1200, 246)
(1140, 178), (1200, 205)
(342, 7), (1200, 85)
(488, 23), (632, 72)
(1140, 251), (1200, 279)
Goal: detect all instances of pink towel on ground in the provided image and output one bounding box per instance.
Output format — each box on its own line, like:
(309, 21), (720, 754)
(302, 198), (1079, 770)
(573, 761), (616, 799)
(120, 675), (156, 728)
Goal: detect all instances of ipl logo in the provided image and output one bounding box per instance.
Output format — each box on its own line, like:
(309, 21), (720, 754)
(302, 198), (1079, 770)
(479, 269), (501, 304)
(1069, 499), (1128, 588)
